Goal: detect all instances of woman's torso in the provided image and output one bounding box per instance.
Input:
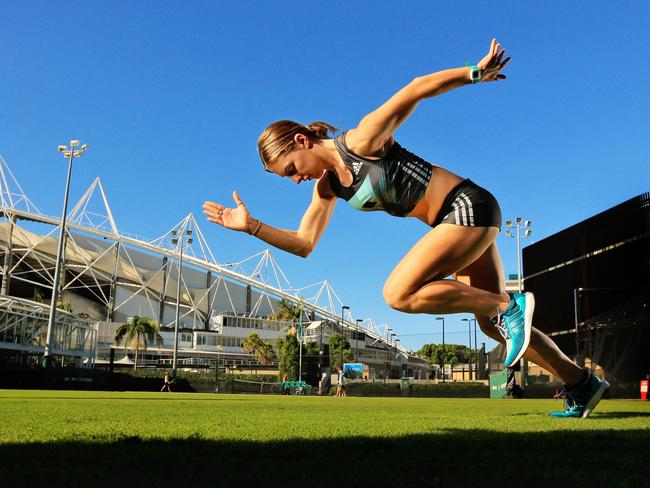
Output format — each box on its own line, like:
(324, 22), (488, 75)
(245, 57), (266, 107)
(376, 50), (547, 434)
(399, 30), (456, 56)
(328, 132), (464, 226)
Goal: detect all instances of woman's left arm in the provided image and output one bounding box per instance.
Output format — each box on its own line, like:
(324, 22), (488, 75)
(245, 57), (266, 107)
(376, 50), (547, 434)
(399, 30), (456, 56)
(348, 38), (510, 155)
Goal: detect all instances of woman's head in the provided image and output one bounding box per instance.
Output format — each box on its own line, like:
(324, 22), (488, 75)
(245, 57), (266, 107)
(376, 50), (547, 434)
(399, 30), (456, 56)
(258, 120), (337, 177)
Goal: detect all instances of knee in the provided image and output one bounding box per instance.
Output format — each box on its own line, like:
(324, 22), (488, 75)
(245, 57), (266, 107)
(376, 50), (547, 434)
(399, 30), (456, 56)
(382, 283), (412, 312)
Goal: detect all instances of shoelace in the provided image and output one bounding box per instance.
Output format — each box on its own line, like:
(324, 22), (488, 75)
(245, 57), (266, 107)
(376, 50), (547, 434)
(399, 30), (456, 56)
(493, 305), (524, 340)
(554, 387), (577, 411)
(491, 309), (508, 339)
(495, 321), (510, 340)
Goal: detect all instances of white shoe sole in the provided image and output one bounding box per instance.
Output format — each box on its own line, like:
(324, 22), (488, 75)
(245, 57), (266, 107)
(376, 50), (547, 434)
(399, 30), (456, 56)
(505, 292), (534, 367)
(582, 379), (610, 418)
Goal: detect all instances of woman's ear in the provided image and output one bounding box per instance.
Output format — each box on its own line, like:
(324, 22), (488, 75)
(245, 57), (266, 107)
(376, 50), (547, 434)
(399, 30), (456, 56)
(293, 133), (311, 148)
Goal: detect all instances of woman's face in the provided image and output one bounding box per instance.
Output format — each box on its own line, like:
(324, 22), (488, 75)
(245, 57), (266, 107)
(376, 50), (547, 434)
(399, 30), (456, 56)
(268, 135), (323, 184)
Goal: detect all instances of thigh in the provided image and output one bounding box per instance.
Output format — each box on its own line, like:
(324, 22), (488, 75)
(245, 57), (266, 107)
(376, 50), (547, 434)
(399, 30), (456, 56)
(455, 242), (505, 295)
(456, 242), (506, 341)
(384, 223), (499, 296)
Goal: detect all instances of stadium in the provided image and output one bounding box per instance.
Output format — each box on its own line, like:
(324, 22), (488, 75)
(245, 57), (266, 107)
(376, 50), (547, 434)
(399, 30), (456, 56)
(0, 155), (430, 384)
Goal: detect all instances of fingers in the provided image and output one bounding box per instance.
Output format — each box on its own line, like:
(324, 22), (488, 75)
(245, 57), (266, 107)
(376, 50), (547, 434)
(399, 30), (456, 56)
(203, 200), (226, 225)
(206, 216), (224, 225)
(203, 200), (223, 211)
(232, 191), (244, 207)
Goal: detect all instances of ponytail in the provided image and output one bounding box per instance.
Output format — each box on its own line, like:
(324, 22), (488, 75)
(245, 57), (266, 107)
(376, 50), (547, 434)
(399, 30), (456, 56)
(305, 121), (338, 139)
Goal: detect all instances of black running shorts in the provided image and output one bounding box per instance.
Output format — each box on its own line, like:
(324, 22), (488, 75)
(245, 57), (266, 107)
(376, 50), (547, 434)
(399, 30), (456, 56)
(432, 179), (502, 230)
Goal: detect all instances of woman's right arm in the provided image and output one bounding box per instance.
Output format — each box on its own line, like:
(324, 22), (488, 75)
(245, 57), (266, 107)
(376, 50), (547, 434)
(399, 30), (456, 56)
(203, 173), (338, 258)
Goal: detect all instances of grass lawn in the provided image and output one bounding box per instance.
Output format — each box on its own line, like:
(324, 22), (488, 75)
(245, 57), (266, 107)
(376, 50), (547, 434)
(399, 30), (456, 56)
(1, 389), (649, 487)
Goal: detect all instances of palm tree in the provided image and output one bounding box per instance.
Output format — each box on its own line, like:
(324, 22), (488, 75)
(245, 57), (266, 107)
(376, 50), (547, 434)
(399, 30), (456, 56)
(270, 298), (304, 335)
(269, 298), (303, 322)
(242, 332), (275, 365)
(114, 316), (163, 370)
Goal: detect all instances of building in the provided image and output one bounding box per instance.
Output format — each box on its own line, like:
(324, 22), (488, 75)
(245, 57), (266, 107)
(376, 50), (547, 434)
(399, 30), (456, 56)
(523, 193), (650, 383)
(0, 155), (428, 380)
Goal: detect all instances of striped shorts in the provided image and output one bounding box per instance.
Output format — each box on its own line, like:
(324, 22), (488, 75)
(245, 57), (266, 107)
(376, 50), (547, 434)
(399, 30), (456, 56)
(432, 179), (502, 229)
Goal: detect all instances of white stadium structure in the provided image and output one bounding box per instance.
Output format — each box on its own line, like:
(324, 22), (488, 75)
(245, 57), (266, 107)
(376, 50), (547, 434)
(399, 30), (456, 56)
(0, 155), (429, 380)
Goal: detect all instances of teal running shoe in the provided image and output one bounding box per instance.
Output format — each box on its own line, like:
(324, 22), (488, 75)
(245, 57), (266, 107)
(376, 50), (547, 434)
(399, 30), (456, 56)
(491, 292), (534, 368)
(550, 371), (610, 418)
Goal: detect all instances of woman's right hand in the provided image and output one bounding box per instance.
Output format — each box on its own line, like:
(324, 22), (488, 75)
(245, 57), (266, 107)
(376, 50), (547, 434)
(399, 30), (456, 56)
(203, 191), (255, 233)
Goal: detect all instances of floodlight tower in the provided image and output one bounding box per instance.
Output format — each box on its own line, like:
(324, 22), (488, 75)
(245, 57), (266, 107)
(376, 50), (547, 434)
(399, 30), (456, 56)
(505, 218), (533, 292)
(43, 140), (89, 368)
(172, 227), (193, 377)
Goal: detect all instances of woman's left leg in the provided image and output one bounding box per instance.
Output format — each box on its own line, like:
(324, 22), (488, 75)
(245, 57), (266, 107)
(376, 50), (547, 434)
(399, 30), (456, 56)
(382, 223), (508, 316)
(455, 242), (584, 385)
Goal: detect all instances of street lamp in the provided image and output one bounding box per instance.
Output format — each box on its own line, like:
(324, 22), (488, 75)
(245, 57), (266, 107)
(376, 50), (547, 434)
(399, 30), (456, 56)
(390, 332), (396, 379)
(43, 140), (89, 368)
(171, 227), (193, 377)
(505, 217), (533, 293)
(462, 318), (473, 379)
(339, 305), (350, 371)
(355, 318), (363, 362)
(395, 338), (401, 378)
(340, 305), (349, 331)
(436, 317), (445, 383)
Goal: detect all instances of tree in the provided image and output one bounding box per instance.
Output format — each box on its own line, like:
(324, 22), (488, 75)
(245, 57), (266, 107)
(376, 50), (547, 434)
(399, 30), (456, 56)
(276, 334), (299, 380)
(269, 298), (303, 323)
(417, 343), (475, 369)
(328, 332), (353, 371)
(114, 316), (163, 370)
(242, 332), (275, 365)
(56, 299), (72, 312)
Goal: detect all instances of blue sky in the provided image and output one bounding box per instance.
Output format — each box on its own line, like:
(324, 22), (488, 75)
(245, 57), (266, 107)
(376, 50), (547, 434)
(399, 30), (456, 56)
(1, 1), (648, 351)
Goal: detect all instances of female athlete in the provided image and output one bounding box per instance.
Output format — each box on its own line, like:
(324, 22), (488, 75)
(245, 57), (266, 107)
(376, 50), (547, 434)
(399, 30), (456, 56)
(203, 39), (608, 418)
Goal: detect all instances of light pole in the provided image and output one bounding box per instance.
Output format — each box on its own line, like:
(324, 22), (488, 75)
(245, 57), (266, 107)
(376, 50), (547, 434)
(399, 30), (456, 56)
(505, 218), (532, 388)
(395, 339), (404, 379)
(172, 227), (193, 378)
(472, 318), (478, 379)
(339, 305), (350, 371)
(42, 140), (89, 368)
(355, 318), (363, 362)
(505, 217), (533, 293)
(298, 300), (304, 381)
(390, 332), (396, 378)
(436, 317), (445, 382)
(340, 305), (349, 332)
(462, 318), (473, 379)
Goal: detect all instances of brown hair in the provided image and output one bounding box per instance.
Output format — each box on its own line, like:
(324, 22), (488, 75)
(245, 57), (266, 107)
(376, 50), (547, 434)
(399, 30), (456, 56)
(257, 120), (337, 171)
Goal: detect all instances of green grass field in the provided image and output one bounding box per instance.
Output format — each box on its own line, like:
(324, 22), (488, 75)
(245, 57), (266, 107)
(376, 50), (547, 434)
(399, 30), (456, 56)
(1, 390), (649, 487)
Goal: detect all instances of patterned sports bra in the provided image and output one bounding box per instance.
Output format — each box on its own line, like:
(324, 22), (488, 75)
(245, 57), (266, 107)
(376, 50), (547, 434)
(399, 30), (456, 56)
(327, 132), (434, 217)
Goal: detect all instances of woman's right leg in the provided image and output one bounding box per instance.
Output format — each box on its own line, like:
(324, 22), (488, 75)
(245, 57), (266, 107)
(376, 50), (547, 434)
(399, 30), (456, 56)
(457, 243), (584, 386)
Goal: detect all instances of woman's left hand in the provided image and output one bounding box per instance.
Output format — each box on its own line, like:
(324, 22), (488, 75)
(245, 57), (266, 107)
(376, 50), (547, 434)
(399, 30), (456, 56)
(477, 38), (511, 82)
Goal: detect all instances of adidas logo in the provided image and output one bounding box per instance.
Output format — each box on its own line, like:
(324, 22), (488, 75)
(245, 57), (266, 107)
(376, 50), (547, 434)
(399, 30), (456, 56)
(352, 161), (363, 176)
